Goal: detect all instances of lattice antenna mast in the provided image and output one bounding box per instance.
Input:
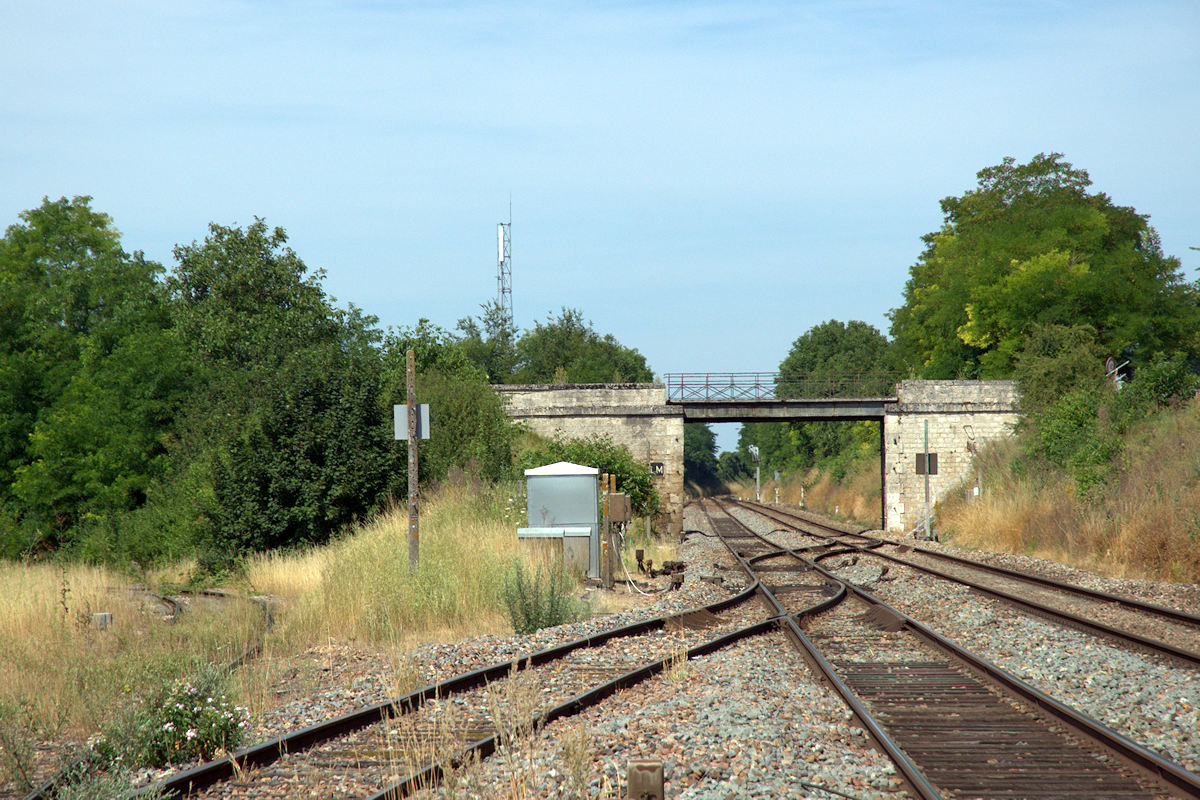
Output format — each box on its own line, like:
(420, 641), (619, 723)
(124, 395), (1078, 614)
(496, 203), (513, 330)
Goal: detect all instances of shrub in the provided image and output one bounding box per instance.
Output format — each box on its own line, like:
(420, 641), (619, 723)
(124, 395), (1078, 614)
(87, 663), (248, 770)
(516, 434), (660, 517)
(501, 561), (585, 635)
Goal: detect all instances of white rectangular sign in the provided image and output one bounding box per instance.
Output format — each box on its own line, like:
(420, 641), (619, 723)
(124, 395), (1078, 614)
(394, 404), (430, 440)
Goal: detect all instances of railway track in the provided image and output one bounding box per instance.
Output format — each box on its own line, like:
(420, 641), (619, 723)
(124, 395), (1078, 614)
(732, 498), (1200, 667)
(702, 498), (1200, 800)
(118, 566), (834, 799)
(38, 500), (1200, 799)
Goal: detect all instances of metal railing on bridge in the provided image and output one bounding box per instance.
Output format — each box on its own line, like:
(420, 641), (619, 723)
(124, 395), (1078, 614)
(664, 372), (900, 403)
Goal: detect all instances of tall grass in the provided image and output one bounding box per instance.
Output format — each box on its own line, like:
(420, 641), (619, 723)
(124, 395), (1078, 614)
(729, 457), (883, 529)
(253, 478), (530, 649)
(0, 562), (264, 741)
(938, 399), (1200, 582)
(1, 478), (555, 793)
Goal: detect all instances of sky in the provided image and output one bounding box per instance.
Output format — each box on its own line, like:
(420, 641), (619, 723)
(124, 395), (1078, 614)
(3, 1), (1198, 450)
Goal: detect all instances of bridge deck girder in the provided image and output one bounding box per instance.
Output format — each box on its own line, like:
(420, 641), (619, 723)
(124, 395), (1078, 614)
(678, 398), (895, 424)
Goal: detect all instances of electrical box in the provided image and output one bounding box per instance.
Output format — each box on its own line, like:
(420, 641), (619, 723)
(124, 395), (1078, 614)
(609, 493), (631, 524)
(519, 462), (600, 579)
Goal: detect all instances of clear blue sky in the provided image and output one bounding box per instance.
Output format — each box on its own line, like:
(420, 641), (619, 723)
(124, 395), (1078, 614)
(4, 2), (1198, 449)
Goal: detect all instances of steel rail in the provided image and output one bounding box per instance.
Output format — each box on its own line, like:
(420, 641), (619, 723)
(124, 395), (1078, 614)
(699, 500), (945, 800)
(366, 521), (871, 799)
(736, 499), (1200, 666)
(120, 583), (762, 800)
(366, 617), (781, 799)
(720, 499), (1200, 799)
(741, 499), (1200, 626)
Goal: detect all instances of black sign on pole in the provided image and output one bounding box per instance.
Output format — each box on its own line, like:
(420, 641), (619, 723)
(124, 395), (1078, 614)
(915, 453), (938, 475)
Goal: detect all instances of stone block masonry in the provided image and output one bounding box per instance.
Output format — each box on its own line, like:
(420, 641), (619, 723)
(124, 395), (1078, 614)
(883, 380), (1019, 534)
(497, 379), (1019, 539)
(495, 384), (685, 536)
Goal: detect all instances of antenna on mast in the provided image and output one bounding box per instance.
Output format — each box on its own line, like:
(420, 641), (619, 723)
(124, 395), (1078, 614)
(496, 200), (513, 330)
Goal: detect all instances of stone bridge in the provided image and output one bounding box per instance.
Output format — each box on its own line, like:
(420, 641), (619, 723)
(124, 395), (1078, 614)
(496, 378), (1018, 536)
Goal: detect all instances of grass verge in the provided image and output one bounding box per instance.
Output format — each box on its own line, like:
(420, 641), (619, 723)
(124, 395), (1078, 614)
(0, 477), (578, 795)
(937, 400), (1200, 582)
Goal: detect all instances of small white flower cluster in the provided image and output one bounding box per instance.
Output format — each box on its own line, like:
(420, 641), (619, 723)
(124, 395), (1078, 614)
(84, 673), (252, 771)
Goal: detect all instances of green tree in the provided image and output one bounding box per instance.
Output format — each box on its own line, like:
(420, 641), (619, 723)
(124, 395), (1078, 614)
(1012, 323), (1108, 418)
(514, 308), (654, 384)
(384, 320), (518, 484)
(778, 320), (896, 395)
(683, 423), (722, 493)
(740, 320), (891, 479)
(0, 197), (193, 552)
(716, 450), (749, 482)
(889, 153), (1200, 378)
(456, 299), (518, 383)
(169, 221), (401, 556)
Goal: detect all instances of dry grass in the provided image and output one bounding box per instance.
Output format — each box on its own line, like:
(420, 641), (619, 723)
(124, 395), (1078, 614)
(253, 479), (527, 651)
(0, 559), (265, 759)
(729, 458), (882, 529)
(0, 478), (554, 791)
(937, 399), (1200, 583)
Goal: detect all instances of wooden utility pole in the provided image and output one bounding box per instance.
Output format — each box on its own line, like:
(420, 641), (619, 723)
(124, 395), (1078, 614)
(407, 349), (419, 571)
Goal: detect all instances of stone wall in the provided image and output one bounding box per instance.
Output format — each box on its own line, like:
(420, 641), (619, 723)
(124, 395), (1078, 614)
(883, 380), (1019, 534)
(495, 384), (685, 536)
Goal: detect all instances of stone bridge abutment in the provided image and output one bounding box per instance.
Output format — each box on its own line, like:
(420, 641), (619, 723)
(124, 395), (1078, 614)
(496, 380), (1019, 536)
(495, 384), (685, 535)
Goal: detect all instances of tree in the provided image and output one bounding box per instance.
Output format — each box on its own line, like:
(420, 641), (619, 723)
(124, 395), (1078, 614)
(778, 320), (896, 389)
(1012, 323), (1108, 418)
(383, 320), (519, 484)
(0, 197), (193, 552)
(739, 320), (891, 478)
(169, 221), (401, 556)
(683, 423), (722, 493)
(456, 299), (518, 383)
(717, 450), (749, 482)
(889, 153), (1200, 378)
(514, 308), (654, 384)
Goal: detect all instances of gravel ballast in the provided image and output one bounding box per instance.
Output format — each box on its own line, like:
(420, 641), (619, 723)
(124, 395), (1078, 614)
(729, 503), (1200, 777)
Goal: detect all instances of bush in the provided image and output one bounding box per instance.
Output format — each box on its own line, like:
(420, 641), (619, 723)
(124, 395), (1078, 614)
(501, 561), (585, 635)
(86, 663), (248, 770)
(516, 434), (660, 517)
(1112, 353), (1200, 428)
(1024, 353), (1199, 496)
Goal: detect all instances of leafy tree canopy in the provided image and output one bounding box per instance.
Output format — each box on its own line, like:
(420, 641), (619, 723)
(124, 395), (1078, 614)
(383, 320), (518, 484)
(738, 320), (889, 482)
(1012, 323), (1108, 418)
(683, 423), (722, 494)
(168, 220), (400, 557)
(778, 319), (896, 397)
(1, 197), (192, 548)
(456, 299), (518, 383)
(889, 153), (1200, 378)
(514, 308), (654, 384)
